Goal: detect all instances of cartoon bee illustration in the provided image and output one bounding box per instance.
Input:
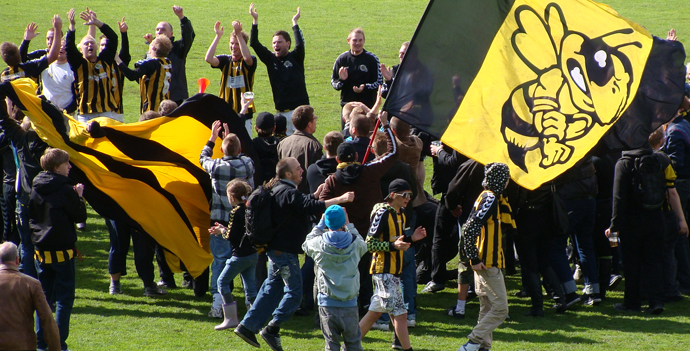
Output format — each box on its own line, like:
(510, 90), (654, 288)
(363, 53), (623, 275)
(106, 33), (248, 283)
(501, 3), (642, 172)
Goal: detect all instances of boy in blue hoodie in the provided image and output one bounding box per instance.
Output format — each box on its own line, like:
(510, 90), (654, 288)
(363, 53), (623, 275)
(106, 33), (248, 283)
(303, 205), (367, 351)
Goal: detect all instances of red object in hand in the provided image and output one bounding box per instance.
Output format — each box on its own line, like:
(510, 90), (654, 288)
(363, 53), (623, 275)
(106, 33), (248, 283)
(198, 78), (210, 93)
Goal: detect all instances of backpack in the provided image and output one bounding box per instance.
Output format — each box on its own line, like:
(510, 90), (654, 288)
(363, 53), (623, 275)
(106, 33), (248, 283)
(244, 182), (284, 247)
(624, 153), (667, 210)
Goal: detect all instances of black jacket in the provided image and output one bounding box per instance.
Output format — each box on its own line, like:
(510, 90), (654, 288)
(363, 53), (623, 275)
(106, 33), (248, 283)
(29, 171), (87, 251)
(431, 146), (467, 195)
(269, 180), (325, 254)
(0, 118), (47, 193)
(252, 135), (279, 185)
(306, 156), (338, 194)
(167, 16), (195, 102)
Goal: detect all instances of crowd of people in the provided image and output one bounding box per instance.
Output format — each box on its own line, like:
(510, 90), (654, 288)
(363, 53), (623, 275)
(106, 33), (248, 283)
(0, 3), (689, 351)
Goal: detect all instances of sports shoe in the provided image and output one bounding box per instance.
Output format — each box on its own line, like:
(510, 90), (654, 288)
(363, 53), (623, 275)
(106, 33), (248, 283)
(371, 321), (390, 331)
(583, 294), (602, 306)
(421, 281), (444, 293)
(157, 280), (177, 289)
(392, 332), (402, 350)
(407, 316), (417, 328)
(109, 282), (122, 295)
(609, 275), (623, 291)
(234, 324), (260, 348)
(181, 279), (193, 289)
(458, 340), (481, 351)
(445, 307), (465, 319)
(76, 222), (86, 231)
(208, 307), (223, 318)
(144, 286), (167, 297)
(646, 304), (664, 315)
(564, 293), (581, 309)
(260, 327), (284, 351)
(613, 303), (641, 313)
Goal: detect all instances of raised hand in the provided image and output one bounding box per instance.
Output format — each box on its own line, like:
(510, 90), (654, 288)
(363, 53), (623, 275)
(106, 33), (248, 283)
(52, 15), (62, 32)
(24, 23), (39, 41)
(118, 17), (128, 33)
(214, 21), (224, 37)
(292, 7), (301, 26)
(210, 120), (222, 141)
(143, 33), (154, 43)
(249, 3), (258, 22)
(381, 63), (392, 81)
(338, 66), (348, 80)
(232, 20), (242, 34)
(667, 28), (677, 41)
(67, 9), (76, 28)
(80, 7), (101, 27)
(172, 5), (184, 19)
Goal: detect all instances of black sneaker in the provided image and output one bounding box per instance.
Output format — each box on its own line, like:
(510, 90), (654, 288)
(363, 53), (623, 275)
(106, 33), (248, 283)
(445, 307), (465, 319)
(260, 327), (284, 351)
(392, 332), (402, 350)
(646, 304), (664, 315)
(609, 275), (623, 291)
(234, 324), (260, 348)
(109, 282), (122, 295)
(157, 280), (177, 289)
(523, 307), (544, 317)
(564, 293), (581, 309)
(144, 287), (167, 297)
(613, 303), (641, 313)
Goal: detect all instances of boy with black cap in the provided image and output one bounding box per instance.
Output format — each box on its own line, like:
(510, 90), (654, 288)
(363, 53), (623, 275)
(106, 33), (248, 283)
(303, 205), (367, 351)
(274, 115), (288, 141)
(252, 112), (279, 185)
(458, 163), (515, 351)
(359, 179), (426, 351)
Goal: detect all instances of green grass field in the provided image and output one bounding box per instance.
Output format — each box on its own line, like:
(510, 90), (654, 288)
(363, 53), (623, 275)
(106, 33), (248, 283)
(2, 0), (690, 350)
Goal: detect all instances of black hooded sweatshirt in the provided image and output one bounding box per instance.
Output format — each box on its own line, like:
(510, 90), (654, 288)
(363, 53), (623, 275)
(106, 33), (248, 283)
(30, 171), (87, 252)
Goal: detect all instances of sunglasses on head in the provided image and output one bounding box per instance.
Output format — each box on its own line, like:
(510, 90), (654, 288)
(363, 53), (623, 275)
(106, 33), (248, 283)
(394, 192), (412, 199)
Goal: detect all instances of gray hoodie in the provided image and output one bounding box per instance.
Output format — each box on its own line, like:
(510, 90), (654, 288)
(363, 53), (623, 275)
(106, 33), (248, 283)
(302, 220), (367, 307)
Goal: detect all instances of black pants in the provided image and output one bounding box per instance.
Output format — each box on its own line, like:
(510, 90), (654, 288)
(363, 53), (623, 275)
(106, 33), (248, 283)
(430, 195), (459, 285)
(620, 209), (664, 308)
(413, 202), (438, 283)
(1, 182), (17, 244)
(514, 207), (564, 308)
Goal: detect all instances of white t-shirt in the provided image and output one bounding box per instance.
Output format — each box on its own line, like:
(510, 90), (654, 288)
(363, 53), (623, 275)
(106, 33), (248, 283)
(41, 61), (74, 110)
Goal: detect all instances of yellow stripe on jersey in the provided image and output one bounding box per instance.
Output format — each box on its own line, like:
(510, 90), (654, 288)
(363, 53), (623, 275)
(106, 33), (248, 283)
(140, 58), (171, 113)
(73, 60), (117, 114)
(218, 57), (255, 114)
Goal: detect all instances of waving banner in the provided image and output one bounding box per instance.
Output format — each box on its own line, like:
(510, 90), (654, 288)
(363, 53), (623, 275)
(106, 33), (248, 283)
(1, 78), (257, 278)
(384, 0), (686, 189)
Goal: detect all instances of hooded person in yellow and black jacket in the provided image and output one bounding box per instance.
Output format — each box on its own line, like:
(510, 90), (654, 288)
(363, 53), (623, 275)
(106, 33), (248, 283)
(459, 162), (515, 351)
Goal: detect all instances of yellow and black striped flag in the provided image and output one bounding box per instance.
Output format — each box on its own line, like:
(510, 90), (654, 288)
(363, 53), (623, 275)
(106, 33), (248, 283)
(1, 78), (257, 278)
(384, 0), (686, 189)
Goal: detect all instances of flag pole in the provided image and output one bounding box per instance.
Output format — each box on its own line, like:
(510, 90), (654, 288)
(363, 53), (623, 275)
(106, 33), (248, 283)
(362, 119), (381, 164)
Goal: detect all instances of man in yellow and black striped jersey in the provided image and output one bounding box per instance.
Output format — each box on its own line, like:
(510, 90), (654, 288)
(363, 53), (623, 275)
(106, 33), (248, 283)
(1, 16), (63, 84)
(458, 163), (515, 351)
(359, 179), (426, 351)
(116, 36), (172, 114)
(205, 20), (256, 136)
(95, 17), (130, 120)
(65, 8), (119, 122)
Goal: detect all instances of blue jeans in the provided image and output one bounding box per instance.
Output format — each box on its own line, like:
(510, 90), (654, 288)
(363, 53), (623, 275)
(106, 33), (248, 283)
(218, 253), (258, 305)
(210, 232), (233, 295)
(563, 198), (599, 294)
(36, 258), (76, 351)
(17, 189), (36, 278)
(240, 250), (302, 333)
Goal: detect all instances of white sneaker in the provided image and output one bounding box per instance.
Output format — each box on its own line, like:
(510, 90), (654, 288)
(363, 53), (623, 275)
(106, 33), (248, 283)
(208, 307), (223, 318)
(458, 341), (481, 351)
(370, 321), (389, 331)
(407, 317), (417, 328)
